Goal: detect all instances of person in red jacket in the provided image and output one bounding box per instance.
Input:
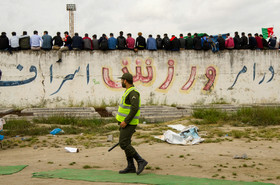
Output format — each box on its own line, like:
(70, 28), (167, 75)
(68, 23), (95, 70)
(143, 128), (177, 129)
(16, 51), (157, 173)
(225, 33), (234, 49)
(255, 33), (263, 50)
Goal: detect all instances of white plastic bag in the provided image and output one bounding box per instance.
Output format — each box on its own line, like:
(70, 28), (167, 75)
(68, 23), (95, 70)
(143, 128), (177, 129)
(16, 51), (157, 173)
(163, 130), (187, 145)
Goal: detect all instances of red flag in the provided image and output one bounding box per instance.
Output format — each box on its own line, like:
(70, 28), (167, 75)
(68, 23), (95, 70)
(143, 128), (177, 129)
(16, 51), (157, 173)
(267, 27), (274, 37)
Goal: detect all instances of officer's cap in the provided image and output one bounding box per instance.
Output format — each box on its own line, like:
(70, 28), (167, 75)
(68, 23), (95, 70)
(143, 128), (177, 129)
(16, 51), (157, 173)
(118, 73), (133, 81)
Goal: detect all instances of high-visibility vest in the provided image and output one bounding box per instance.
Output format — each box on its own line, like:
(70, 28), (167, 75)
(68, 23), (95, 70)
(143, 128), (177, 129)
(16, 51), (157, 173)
(116, 87), (141, 125)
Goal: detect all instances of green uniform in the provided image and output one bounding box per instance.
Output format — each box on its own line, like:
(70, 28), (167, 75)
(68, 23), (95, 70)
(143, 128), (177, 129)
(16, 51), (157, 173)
(116, 86), (140, 157)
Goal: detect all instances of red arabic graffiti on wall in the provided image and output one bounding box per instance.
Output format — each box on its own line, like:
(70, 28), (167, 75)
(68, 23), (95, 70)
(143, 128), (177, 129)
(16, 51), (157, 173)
(102, 58), (217, 91)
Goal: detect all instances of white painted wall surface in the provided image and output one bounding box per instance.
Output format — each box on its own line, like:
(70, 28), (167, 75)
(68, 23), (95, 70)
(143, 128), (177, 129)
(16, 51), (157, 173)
(0, 50), (279, 108)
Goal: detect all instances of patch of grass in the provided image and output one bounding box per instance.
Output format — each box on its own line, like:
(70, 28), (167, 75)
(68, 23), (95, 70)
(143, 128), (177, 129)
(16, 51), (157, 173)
(212, 174), (219, 177)
(147, 136), (165, 143)
(2, 120), (49, 136)
(254, 128), (279, 139)
(192, 107), (280, 127)
(229, 130), (249, 138)
(3, 117), (119, 137)
(65, 138), (77, 145)
(135, 133), (151, 139)
(69, 162), (76, 165)
(33, 116), (117, 133)
(234, 107), (280, 126)
(204, 138), (224, 143)
(208, 129), (226, 138)
(211, 98), (228, 105)
(190, 164), (202, 168)
(4, 120), (32, 130)
(33, 116), (78, 125)
(192, 108), (228, 124)
(83, 165), (92, 169)
(145, 165), (153, 170)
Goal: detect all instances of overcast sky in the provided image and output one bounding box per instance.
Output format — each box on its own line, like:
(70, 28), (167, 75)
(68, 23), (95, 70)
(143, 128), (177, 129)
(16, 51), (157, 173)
(1, 0), (279, 38)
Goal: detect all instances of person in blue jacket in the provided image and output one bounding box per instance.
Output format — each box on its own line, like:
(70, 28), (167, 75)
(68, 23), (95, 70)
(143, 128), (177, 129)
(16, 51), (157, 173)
(108, 33), (117, 50)
(146, 35), (157, 51)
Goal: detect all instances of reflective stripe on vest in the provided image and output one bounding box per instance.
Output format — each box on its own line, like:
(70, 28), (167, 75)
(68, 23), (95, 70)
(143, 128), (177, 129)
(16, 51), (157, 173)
(116, 87), (141, 125)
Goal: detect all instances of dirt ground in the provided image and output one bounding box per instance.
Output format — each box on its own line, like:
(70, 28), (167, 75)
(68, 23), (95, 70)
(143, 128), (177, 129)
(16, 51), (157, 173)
(1, 125), (280, 185)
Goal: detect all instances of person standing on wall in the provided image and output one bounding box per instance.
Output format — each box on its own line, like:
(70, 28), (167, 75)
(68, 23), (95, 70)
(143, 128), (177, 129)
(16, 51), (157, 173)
(116, 73), (148, 175)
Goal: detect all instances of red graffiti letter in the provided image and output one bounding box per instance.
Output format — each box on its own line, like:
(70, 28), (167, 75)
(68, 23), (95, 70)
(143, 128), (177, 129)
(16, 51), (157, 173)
(102, 67), (122, 88)
(181, 66), (196, 91)
(122, 59), (153, 83)
(159, 60), (174, 90)
(203, 66), (216, 91)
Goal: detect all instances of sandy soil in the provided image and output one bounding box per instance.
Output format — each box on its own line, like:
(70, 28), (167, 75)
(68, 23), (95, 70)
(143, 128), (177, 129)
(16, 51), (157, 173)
(1, 134), (280, 185)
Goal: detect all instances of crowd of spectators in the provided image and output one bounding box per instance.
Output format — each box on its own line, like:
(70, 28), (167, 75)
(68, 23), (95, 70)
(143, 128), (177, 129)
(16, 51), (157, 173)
(0, 30), (279, 58)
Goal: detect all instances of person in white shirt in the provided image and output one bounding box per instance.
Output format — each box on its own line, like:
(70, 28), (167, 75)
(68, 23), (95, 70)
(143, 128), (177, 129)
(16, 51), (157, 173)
(30, 30), (42, 50)
(10, 32), (19, 51)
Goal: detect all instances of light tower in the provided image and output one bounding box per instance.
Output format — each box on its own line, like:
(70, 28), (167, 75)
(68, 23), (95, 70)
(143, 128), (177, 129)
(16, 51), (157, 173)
(66, 4), (76, 37)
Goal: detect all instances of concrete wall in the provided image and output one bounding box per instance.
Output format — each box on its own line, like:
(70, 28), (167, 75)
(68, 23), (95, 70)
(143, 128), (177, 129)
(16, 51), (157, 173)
(0, 50), (279, 108)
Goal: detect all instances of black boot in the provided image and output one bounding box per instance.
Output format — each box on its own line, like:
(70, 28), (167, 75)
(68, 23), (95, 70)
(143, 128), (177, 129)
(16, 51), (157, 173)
(119, 156), (136, 174)
(133, 152), (148, 175)
(56, 58), (62, 63)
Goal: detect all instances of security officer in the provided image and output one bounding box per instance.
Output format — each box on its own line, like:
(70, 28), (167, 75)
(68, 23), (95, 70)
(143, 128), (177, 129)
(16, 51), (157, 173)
(116, 73), (148, 175)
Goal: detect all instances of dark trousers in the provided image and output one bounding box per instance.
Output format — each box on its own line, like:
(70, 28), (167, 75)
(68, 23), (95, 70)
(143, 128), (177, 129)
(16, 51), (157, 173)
(119, 124), (137, 157)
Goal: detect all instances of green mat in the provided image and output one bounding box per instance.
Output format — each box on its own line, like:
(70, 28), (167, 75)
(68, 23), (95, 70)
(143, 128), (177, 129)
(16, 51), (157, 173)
(32, 169), (274, 185)
(0, 165), (28, 175)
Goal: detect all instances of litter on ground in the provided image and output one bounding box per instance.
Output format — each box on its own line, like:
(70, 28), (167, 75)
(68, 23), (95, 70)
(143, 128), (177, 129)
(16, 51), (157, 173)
(64, 147), (79, 153)
(154, 124), (204, 145)
(50, 128), (64, 135)
(233, 153), (248, 159)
